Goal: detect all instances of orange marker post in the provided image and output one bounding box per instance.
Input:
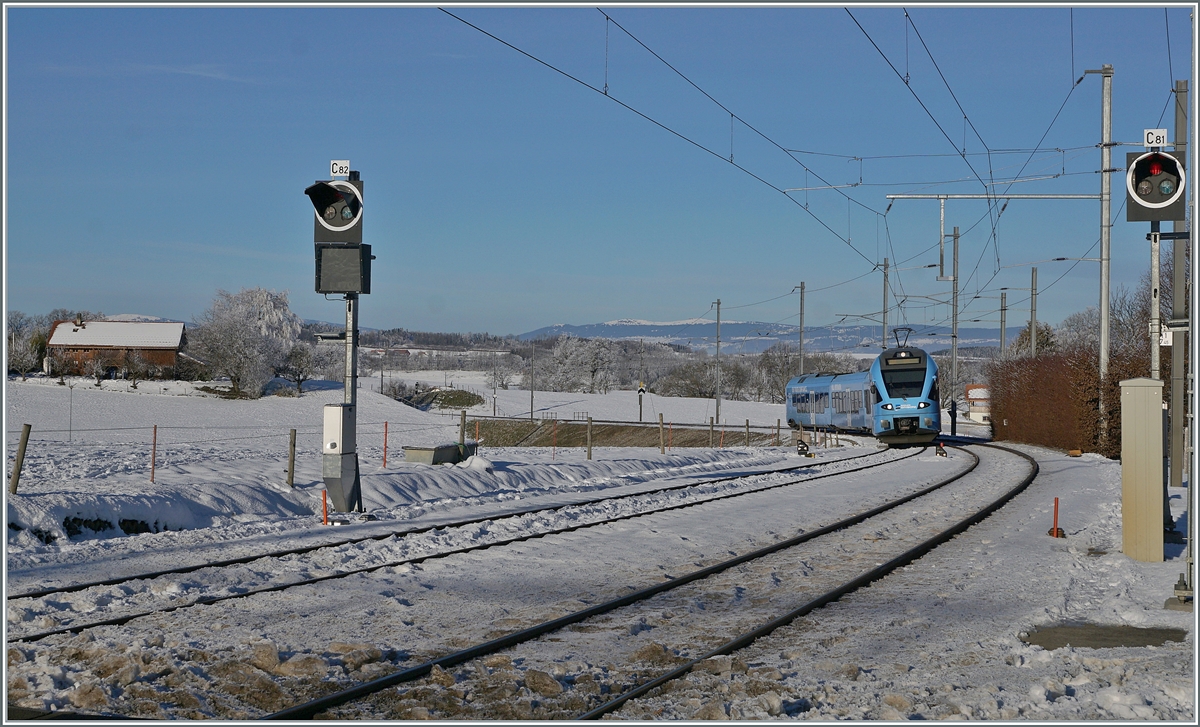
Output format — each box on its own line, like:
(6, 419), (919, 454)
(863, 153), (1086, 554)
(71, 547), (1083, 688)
(1048, 497), (1066, 538)
(323, 490), (328, 526)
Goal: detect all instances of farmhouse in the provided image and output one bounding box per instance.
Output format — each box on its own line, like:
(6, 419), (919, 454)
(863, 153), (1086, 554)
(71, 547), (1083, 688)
(45, 319), (187, 376)
(965, 383), (991, 423)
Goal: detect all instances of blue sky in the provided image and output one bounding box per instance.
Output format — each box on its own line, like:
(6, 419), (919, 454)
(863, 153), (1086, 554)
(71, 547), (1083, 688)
(3, 3), (1195, 336)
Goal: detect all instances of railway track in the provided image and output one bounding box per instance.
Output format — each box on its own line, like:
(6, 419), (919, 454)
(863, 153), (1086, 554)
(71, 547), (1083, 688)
(6, 445), (915, 645)
(5, 445), (1022, 720)
(267, 443), (1033, 720)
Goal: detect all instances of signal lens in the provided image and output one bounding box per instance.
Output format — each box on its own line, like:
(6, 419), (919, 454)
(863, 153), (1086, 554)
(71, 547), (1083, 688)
(1138, 180), (1153, 196)
(341, 206), (354, 220)
(323, 206), (337, 221)
(1150, 160), (1164, 176)
(1160, 179), (1176, 196)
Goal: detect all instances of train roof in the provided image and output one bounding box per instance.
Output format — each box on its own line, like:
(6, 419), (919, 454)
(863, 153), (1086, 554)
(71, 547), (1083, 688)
(880, 345), (929, 357)
(788, 370), (868, 385)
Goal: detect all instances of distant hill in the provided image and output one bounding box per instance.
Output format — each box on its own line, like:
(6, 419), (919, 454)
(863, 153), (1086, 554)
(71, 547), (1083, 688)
(520, 320), (1015, 355)
(106, 313), (184, 323)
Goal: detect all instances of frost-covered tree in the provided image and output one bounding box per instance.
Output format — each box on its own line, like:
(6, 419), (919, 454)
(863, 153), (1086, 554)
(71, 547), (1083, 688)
(1057, 307), (1100, 351)
(7, 337), (41, 380)
(528, 337), (618, 394)
(484, 352), (519, 390)
(188, 288), (303, 398)
(278, 341), (339, 394)
(1006, 322), (1058, 358)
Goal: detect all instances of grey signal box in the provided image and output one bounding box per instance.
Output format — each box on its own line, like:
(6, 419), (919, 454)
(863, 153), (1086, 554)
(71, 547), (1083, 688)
(322, 403), (362, 512)
(315, 243), (372, 294)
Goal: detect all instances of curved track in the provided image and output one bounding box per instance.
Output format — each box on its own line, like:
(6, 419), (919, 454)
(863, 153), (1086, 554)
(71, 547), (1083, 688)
(7, 446), (918, 644)
(269, 443), (1034, 720)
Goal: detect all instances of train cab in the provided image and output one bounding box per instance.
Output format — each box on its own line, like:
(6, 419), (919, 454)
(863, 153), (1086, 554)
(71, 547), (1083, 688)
(869, 346), (941, 445)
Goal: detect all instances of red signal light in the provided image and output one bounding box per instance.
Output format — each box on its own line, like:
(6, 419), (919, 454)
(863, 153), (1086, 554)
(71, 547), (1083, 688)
(1150, 159), (1164, 176)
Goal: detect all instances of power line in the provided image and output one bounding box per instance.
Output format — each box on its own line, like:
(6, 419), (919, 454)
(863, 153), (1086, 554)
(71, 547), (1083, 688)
(441, 8), (876, 266)
(597, 8), (886, 222)
(786, 145), (1095, 161)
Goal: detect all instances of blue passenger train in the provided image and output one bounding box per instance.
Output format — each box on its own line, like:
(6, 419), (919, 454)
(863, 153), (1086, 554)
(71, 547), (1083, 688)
(784, 345), (941, 445)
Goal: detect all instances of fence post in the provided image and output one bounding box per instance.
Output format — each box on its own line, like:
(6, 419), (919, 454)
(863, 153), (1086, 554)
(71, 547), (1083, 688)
(587, 417), (593, 460)
(745, 419), (750, 448)
(720, 427), (725, 448)
(709, 417), (714, 447)
(475, 420), (480, 452)
(288, 428), (297, 487)
(459, 410), (466, 446)
(776, 419), (781, 446)
(659, 413), (665, 454)
(8, 423), (31, 494)
(668, 422), (673, 451)
(150, 424), (157, 483)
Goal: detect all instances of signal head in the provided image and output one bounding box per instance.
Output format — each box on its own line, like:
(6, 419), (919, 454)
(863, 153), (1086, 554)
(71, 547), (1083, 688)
(1126, 151), (1185, 221)
(305, 178), (363, 243)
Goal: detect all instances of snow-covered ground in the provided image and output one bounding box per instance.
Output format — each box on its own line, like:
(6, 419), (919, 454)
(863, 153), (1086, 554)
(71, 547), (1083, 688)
(3, 374), (1194, 719)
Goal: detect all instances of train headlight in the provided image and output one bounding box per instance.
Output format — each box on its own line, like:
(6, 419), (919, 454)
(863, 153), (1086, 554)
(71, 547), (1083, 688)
(881, 403), (894, 410)
(918, 401), (930, 409)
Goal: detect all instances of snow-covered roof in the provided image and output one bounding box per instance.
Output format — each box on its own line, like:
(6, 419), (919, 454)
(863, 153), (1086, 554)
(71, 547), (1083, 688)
(47, 320), (185, 349)
(965, 385), (990, 400)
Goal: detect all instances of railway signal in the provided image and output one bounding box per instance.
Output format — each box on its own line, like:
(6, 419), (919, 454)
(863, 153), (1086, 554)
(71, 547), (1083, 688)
(1126, 150), (1186, 222)
(305, 173), (364, 243)
(306, 165), (371, 514)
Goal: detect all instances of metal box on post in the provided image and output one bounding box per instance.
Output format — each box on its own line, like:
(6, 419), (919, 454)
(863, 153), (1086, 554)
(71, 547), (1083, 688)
(1120, 378), (1164, 562)
(322, 403), (361, 513)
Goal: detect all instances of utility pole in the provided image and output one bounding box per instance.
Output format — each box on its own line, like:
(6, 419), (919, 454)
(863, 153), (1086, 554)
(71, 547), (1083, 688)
(797, 282), (805, 375)
(715, 299), (722, 424)
(939, 198), (946, 278)
(881, 258), (889, 348)
(951, 228), (959, 403)
(1030, 267), (1038, 357)
(999, 292), (1007, 358)
(1150, 226), (1161, 379)
(1085, 64), (1114, 393)
(1169, 78), (1188, 493)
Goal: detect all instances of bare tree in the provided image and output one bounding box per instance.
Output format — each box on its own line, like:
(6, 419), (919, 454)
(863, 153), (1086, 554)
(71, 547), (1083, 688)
(279, 342), (318, 394)
(88, 352), (115, 386)
(125, 349), (149, 390)
(47, 347), (72, 383)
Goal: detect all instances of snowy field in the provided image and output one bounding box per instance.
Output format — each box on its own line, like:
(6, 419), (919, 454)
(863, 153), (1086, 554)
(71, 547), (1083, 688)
(3, 374), (1194, 719)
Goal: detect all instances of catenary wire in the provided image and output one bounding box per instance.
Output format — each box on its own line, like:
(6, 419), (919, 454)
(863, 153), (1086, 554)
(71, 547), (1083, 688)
(440, 8), (876, 266)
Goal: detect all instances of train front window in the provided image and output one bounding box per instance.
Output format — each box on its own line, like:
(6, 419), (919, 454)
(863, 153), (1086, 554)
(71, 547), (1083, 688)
(880, 368), (927, 399)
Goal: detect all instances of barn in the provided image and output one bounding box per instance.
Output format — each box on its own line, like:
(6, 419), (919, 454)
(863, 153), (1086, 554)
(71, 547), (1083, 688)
(45, 320), (187, 377)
